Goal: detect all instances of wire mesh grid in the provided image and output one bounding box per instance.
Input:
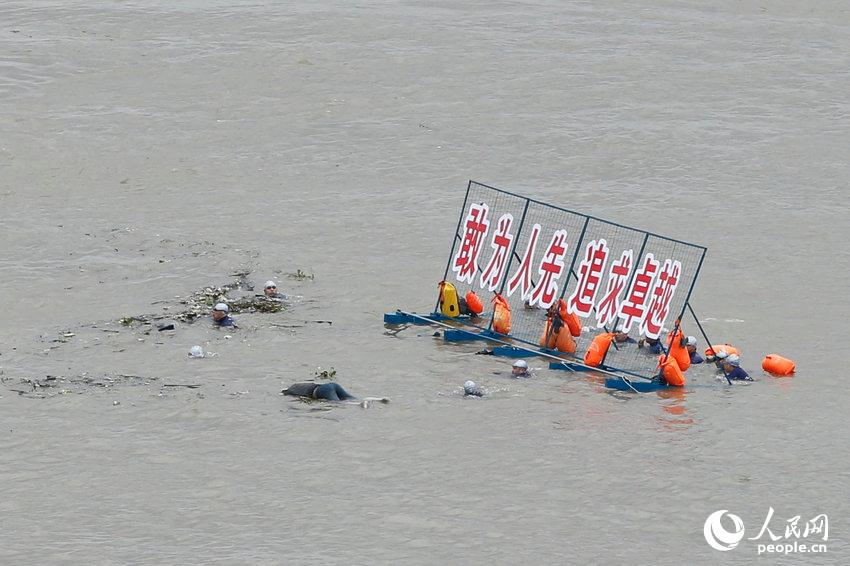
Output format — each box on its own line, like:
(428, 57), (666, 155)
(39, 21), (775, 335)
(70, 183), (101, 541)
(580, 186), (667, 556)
(438, 181), (706, 379)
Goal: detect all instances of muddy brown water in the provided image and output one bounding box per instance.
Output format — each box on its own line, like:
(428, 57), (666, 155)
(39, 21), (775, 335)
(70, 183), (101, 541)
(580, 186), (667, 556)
(1, 1), (848, 564)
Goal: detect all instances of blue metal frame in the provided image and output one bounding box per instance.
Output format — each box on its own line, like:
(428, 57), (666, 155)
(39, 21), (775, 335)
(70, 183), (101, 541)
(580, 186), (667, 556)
(383, 311), (476, 325)
(604, 378), (676, 393)
(395, 181), (709, 383)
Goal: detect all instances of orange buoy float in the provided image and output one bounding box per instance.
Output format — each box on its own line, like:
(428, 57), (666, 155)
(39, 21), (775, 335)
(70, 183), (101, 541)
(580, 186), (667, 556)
(492, 293), (511, 335)
(659, 355), (686, 387)
(762, 354), (795, 376)
(584, 333), (613, 367)
(705, 344), (739, 358)
(666, 329), (691, 372)
(465, 291), (484, 315)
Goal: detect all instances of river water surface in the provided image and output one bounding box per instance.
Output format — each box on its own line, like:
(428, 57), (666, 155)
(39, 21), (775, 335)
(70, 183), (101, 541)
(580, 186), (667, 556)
(1, 1), (848, 564)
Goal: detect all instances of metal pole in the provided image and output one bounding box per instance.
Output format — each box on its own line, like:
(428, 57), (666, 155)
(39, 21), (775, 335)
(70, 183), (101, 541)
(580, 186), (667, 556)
(558, 217), (590, 301)
(487, 199), (530, 332)
(434, 180), (472, 313)
(687, 302), (731, 385)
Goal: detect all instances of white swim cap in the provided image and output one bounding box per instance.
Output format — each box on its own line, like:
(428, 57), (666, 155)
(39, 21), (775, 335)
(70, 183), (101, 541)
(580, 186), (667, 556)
(513, 360), (528, 369)
(265, 280), (276, 289)
(725, 354), (741, 366)
(715, 350), (728, 359)
(687, 336), (697, 346)
(188, 345), (204, 358)
(464, 380), (476, 390)
(213, 303), (229, 313)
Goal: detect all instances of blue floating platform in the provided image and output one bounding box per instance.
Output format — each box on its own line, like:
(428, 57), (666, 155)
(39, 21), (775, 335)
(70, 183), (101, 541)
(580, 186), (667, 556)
(383, 311), (476, 325)
(443, 328), (485, 342)
(549, 361), (591, 371)
(491, 346), (539, 358)
(604, 377), (676, 392)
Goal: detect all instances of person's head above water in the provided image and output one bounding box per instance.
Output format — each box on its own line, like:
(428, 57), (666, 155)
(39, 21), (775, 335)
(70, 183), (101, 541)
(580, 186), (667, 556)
(686, 335), (697, 352)
(613, 327), (630, 342)
(722, 353), (740, 371)
(212, 302), (229, 321)
(512, 359), (529, 376)
(464, 380), (477, 391)
(264, 280), (277, 297)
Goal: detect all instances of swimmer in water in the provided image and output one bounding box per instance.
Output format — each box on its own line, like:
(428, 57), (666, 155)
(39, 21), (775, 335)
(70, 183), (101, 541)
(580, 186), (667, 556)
(613, 328), (636, 345)
(463, 380), (484, 397)
(282, 381), (355, 401)
(720, 354), (751, 381)
(262, 280), (285, 299)
(686, 336), (704, 364)
(511, 359), (532, 378)
(212, 303), (236, 327)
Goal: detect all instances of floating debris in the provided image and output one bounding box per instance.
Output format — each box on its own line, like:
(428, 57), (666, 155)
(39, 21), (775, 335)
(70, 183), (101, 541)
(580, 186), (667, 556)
(314, 367), (336, 380)
(288, 269), (315, 280)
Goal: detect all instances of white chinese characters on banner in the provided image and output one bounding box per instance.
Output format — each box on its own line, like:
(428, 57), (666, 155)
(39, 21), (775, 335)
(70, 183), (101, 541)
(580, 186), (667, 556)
(595, 249), (633, 329)
(452, 203), (490, 285)
(617, 253), (659, 333)
(450, 201), (685, 338)
(528, 229), (569, 309)
(506, 223), (541, 300)
(639, 258), (682, 339)
(479, 213), (514, 291)
(567, 239), (609, 317)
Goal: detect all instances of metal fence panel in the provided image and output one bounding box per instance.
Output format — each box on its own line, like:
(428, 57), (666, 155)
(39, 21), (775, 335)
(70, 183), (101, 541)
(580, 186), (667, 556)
(439, 181), (707, 379)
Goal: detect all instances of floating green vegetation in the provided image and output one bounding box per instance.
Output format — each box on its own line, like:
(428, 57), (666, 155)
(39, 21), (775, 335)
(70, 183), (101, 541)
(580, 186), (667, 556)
(314, 367), (336, 380)
(288, 269), (315, 280)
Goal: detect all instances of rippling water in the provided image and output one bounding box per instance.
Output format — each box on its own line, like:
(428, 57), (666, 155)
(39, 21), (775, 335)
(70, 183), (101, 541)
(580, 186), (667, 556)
(1, 1), (848, 564)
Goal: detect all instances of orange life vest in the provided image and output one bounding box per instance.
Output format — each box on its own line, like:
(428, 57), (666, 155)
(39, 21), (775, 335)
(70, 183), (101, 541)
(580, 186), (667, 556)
(465, 291), (484, 315)
(762, 354), (795, 376)
(584, 333), (613, 367)
(556, 327), (577, 354)
(666, 329), (691, 372)
(705, 344), (740, 358)
(540, 319), (557, 350)
(659, 354), (686, 386)
(492, 293), (511, 335)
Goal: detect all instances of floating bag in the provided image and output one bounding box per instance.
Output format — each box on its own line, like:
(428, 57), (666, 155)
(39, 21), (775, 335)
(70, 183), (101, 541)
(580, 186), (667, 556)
(540, 319), (557, 350)
(492, 293), (511, 335)
(666, 329), (691, 372)
(762, 354), (795, 376)
(465, 291), (484, 315)
(539, 319), (576, 354)
(584, 333), (613, 367)
(555, 299), (581, 337)
(705, 343), (740, 358)
(565, 312), (582, 337)
(555, 327), (577, 354)
(659, 355), (686, 387)
(438, 281), (461, 318)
